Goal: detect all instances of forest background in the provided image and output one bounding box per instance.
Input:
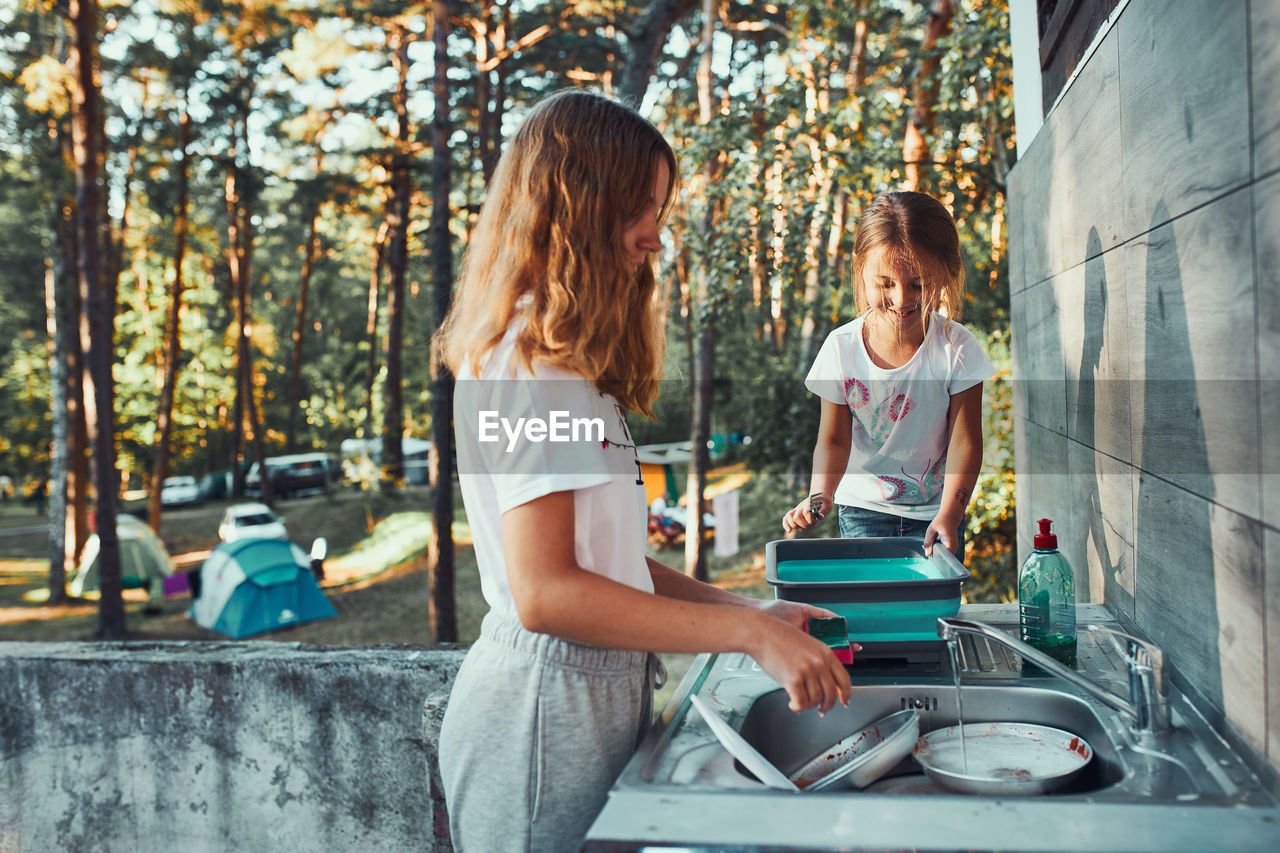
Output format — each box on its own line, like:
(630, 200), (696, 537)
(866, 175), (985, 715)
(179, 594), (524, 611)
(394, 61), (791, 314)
(0, 0), (1016, 641)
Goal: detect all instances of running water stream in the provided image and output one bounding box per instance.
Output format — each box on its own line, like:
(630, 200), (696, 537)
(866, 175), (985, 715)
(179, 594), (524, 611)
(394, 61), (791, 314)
(947, 638), (968, 772)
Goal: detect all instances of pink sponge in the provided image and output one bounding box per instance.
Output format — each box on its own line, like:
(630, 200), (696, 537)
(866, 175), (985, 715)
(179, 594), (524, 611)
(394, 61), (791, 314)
(806, 616), (854, 664)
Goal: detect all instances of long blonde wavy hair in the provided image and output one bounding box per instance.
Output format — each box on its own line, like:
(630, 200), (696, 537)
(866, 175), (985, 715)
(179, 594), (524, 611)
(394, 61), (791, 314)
(435, 89), (677, 417)
(852, 191), (966, 333)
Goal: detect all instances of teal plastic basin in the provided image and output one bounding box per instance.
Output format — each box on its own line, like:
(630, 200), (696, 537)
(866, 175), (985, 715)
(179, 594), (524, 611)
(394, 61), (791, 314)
(766, 538), (970, 653)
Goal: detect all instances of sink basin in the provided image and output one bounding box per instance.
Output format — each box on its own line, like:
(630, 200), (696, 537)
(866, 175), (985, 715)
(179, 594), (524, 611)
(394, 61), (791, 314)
(587, 605), (1280, 852)
(737, 684), (1124, 794)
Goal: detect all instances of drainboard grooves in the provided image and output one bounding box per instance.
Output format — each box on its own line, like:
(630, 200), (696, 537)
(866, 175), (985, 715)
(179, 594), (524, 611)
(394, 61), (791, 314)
(992, 644), (1019, 671)
(952, 626), (1128, 678)
(971, 634), (997, 671)
(955, 635), (1015, 675)
(1078, 629), (1124, 676)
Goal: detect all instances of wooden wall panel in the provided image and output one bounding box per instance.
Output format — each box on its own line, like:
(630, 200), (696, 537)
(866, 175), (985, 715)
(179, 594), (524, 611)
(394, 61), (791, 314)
(1011, 0), (1274, 771)
(1118, 0), (1251, 235)
(1009, 122), (1058, 291)
(1059, 243), (1132, 464)
(1257, 175), (1280, 530)
(1266, 526), (1278, 764)
(1253, 0), (1280, 176)
(1123, 190), (1260, 519)
(1045, 28), (1125, 262)
(1011, 279), (1068, 435)
(1134, 473), (1266, 753)
(1014, 419), (1073, 567)
(1014, 30), (1123, 290)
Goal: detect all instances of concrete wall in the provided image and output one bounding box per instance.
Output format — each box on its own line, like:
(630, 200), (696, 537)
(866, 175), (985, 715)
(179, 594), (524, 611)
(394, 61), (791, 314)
(0, 642), (466, 852)
(1008, 0), (1278, 769)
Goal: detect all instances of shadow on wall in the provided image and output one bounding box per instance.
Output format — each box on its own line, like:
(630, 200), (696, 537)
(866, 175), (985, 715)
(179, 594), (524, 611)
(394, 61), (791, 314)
(1073, 226), (1130, 612)
(1133, 200), (1222, 709)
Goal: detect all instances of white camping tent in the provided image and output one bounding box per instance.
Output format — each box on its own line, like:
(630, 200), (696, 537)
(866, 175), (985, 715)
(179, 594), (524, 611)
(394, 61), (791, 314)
(68, 514), (174, 600)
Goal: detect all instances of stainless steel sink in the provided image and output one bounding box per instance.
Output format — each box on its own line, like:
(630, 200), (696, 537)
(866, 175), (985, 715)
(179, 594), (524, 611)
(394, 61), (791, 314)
(587, 604), (1280, 852)
(737, 684), (1125, 795)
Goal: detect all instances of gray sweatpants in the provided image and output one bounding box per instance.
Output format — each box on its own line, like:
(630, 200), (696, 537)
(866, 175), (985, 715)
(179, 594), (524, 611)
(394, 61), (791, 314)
(438, 611), (663, 853)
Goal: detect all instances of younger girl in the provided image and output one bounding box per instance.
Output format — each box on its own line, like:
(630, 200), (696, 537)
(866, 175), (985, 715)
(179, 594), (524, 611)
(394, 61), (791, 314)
(783, 191), (994, 558)
(435, 90), (852, 853)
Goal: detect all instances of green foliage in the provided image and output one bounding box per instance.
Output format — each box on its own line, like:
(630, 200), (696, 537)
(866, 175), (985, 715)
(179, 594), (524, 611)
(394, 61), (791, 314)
(0, 0), (1015, 513)
(968, 325), (1015, 539)
(962, 325), (1017, 602)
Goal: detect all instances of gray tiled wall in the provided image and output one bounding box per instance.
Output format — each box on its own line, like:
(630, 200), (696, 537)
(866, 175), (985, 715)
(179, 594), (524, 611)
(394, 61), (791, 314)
(1008, 0), (1276, 766)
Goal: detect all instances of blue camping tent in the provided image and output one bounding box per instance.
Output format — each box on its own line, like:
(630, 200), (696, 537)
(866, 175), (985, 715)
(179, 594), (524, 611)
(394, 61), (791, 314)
(189, 538), (336, 638)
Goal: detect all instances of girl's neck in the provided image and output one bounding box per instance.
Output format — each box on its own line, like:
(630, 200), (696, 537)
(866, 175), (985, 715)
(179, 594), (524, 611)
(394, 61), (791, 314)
(862, 310), (929, 369)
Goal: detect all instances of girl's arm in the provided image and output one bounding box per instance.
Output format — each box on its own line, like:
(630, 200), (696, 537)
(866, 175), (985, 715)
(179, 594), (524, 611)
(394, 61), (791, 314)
(924, 382), (984, 556)
(646, 556), (850, 634)
(783, 398), (852, 532)
(504, 492), (853, 713)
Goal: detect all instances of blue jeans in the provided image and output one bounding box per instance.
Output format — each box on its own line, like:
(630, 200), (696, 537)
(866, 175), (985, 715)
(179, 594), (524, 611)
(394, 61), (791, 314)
(837, 504), (965, 559)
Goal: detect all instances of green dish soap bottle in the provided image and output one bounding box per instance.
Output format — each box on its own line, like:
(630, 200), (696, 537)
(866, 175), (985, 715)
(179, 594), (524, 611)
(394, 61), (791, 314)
(1018, 518), (1077, 667)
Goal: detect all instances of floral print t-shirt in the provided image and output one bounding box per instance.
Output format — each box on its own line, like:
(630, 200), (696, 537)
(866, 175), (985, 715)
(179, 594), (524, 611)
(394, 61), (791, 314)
(804, 312), (995, 520)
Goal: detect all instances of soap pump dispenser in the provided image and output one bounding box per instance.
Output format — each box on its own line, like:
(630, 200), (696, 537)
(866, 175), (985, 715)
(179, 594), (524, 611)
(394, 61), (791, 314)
(1018, 518), (1077, 667)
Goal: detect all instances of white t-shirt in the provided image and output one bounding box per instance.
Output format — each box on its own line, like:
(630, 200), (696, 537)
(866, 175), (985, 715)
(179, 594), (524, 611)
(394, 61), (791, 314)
(454, 325), (653, 620)
(804, 312), (995, 520)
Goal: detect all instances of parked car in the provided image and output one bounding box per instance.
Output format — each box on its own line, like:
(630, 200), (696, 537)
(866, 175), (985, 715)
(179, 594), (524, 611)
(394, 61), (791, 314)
(218, 502), (288, 543)
(160, 475), (202, 507)
(245, 452), (336, 499)
(198, 469), (234, 501)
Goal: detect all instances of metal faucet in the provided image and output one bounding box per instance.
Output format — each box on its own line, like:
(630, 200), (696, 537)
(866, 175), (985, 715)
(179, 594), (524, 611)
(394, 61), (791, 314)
(937, 617), (1171, 736)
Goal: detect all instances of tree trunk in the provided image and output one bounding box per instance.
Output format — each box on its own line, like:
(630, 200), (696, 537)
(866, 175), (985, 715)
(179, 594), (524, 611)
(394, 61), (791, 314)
(66, 207), (90, 567)
(796, 90), (837, 365)
(619, 0), (698, 106)
(236, 109), (271, 507)
(903, 0), (955, 192)
(381, 24), (412, 490)
(225, 100), (269, 505)
(429, 0), (458, 643)
(226, 126), (247, 498)
(71, 0), (123, 638)
(684, 325), (715, 582)
(36, 1), (75, 600)
(148, 106), (191, 532)
(767, 124), (788, 352)
(492, 2), (509, 157)
(45, 169), (73, 605)
(684, 0), (717, 582)
(473, 0), (496, 185)
(364, 218), (388, 441)
(103, 113), (139, 328)
(286, 207), (320, 455)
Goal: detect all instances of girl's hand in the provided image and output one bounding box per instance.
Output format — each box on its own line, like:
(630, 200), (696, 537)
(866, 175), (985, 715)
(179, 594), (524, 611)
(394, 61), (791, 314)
(782, 492), (830, 533)
(748, 612), (853, 714)
(754, 599), (839, 633)
(923, 512), (961, 557)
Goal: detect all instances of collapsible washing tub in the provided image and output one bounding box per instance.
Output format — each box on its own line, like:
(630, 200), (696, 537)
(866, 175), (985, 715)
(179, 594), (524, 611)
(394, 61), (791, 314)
(766, 537), (970, 660)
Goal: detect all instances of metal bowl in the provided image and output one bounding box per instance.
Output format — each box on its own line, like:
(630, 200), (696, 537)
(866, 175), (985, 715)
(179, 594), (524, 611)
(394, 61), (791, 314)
(788, 709), (920, 791)
(913, 722), (1093, 796)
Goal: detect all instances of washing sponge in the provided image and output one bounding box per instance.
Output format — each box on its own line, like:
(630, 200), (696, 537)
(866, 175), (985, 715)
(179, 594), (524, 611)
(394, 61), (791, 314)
(806, 615), (854, 664)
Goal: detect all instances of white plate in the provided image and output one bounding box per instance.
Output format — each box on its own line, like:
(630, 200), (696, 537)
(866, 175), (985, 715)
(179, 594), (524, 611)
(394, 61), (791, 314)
(689, 695), (798, 791)
(913, 722), (1092, 795)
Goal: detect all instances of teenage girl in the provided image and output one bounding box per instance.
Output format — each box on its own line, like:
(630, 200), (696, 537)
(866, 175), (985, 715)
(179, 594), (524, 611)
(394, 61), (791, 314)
(435, 90), (852, 853)
(783, 191), (995, 558)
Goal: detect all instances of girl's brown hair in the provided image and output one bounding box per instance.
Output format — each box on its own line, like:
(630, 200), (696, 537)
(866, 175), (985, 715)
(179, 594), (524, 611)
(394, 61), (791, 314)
(851, 191), (966, 326)
(435, 89), (677, 416)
